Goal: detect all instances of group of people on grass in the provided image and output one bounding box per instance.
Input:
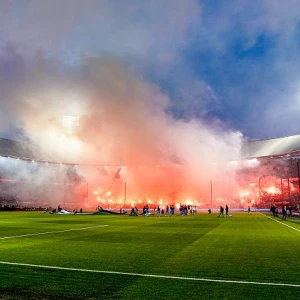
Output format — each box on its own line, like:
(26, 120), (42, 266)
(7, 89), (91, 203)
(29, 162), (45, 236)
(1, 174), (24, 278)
(270, 205), (295, 220)
(218, 205), (252, 217)
(130, 204), (197, 217)
(270, 205), (292, 220)
(218, 205), (229, 218)
(144, 204), (176, 216)
(178, 204), (197, 216)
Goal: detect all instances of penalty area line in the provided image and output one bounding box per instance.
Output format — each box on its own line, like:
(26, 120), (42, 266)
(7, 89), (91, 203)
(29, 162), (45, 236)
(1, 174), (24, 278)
(0, 225), (109, 240)
(0, 261), (299, 288)
(262, 214), (300, 233)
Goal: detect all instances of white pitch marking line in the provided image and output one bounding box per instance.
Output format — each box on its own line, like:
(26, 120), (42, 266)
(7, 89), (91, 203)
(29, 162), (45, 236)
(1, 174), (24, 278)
(0, 225), (109, 240)
(0, 261), (299, 288)
(262, 214), (300, 233)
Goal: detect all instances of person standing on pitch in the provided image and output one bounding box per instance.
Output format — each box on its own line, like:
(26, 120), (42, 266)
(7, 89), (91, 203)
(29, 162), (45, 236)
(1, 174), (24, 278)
(165, 205), (169, 216)
(282, 206), (287, 220)
(218, 206), (224, 218)
(225, 205), (229, 217)
(156, 205), (161, 217)
(248, 206), (251, 215)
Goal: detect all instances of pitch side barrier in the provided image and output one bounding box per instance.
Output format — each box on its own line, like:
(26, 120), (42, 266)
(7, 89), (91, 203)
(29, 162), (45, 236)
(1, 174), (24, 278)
(291, 211), (300, 217)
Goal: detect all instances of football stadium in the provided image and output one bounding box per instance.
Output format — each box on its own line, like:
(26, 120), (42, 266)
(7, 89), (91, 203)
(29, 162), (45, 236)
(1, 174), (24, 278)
(1, 134), (300, 212)
(0, 135), (300, 299)
(1, 2), (300, 299)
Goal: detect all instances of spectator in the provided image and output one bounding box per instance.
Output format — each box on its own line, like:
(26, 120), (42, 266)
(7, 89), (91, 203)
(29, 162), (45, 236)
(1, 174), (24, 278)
(282, 206), (287, 220)
(165, 205), (169, 216)
(156, 205), (161, 217)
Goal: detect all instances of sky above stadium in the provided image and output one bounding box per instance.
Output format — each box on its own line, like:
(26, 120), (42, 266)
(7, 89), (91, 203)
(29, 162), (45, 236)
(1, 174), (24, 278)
(1, 0), (300, 141)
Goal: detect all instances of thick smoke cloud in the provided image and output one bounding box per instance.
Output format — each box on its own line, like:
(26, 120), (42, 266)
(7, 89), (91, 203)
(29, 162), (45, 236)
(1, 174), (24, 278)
(0, 48), (242, 208)
(0, 0), (247, 208)
(0, 0), (200, 61)
(0, 0), (208, 130)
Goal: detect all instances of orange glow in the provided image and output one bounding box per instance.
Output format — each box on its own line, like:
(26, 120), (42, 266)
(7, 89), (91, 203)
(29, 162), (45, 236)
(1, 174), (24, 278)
(239, 190), (249, 197)
(265, 186), (281, 195)
(185, 199), (194, 205)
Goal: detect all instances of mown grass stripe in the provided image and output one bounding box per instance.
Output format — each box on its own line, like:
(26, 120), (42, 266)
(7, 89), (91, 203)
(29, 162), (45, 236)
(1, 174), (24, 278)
(0, 261), (299, 288)
(0, 225), (108, 240)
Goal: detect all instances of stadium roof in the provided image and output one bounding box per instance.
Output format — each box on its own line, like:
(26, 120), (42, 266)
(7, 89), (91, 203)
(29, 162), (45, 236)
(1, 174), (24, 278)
(2, 134), (300, 163)
(241, 134), (300, 159)
(0, 138), (46, 161)
(0, 138), (34, 158)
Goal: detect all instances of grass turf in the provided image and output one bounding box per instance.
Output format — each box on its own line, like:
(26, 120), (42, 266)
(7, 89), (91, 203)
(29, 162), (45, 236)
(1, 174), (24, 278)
(0, 211), (299, 299)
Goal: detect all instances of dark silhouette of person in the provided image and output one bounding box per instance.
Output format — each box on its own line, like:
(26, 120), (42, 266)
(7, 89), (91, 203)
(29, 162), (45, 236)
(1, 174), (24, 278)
(282, 206), (287, 220)
(248, 206), (251, 215)
(218, 206), (224, 218)
(225, 205), (229, 216)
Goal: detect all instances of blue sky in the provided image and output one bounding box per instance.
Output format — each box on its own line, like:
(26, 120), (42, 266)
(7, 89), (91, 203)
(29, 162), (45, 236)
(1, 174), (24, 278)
(1, 0), (300, 140)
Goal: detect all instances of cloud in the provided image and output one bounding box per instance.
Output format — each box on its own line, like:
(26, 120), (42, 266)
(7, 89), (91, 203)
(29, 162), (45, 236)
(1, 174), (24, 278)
(198, 0), (300, 50)
(0, 0), (201, 61)
(182, 0), (300, 139)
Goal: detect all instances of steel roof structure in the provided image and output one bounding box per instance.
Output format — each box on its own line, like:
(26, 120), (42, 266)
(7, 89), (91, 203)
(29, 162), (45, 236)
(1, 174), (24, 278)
(2, 133), (300, 163)
(241, 134), (300, 159)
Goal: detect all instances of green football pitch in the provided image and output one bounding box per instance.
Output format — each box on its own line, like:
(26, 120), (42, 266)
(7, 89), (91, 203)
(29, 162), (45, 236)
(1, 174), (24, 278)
(0, 211), (299, 299)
